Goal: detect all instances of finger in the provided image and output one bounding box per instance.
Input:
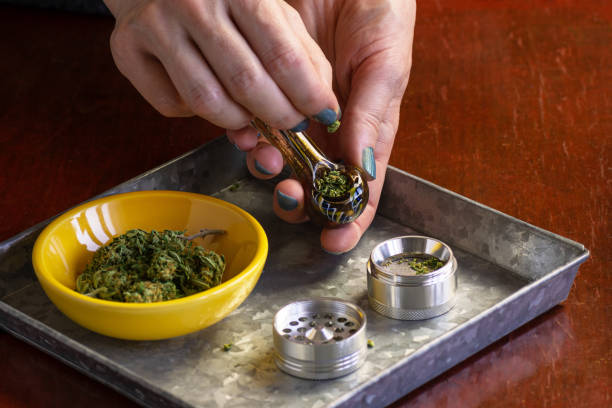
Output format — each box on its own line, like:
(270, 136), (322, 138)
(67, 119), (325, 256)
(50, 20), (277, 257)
(322, 57), (407, 254)
(321, 100), (402, 254)
(231, 1), (340, 126)
(273, 179), (309, 224)
(180, 2), (307, 131)
(246, 142), (284, 179)
(338, 55), (409, 182)
(278, 2), (334, 90)
(110, 4), (252, 127)
(227, 126), (259, 151)
(157, 35), (253, 129)
(320, 180), (381, 254)
(110, 29), (191, 118)
(321, 223), (360, 254)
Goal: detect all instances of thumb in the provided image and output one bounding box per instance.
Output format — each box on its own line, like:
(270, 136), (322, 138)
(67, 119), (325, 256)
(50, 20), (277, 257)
(337, 55), (408, 181)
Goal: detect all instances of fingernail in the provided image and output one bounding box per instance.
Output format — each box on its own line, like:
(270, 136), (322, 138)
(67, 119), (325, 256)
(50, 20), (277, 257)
(362, 147), (376, 180)
(313, 108), (337, 126)
(276, 190), (298, 211)
(322, 247), (346, 256)
(337, 107), (342, 120)
(290, 118), (310, 132)
(254, 160), (273, 175)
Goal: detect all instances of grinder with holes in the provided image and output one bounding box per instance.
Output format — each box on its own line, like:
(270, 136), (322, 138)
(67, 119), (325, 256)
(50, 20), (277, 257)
(273, 298), (367, 380)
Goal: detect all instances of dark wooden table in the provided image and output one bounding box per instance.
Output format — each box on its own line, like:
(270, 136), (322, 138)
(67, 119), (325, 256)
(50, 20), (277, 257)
(1, 2), (609, 407)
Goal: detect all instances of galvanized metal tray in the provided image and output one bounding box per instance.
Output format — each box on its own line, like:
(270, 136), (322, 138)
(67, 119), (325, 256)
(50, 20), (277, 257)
(0, 137), (589, 408)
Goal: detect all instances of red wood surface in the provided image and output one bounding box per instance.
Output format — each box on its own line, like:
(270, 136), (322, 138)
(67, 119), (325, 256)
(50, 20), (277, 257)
(0, 2), (610, 407)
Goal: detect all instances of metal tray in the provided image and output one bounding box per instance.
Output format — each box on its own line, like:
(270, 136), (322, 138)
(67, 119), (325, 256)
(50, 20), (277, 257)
(0, 137), (589, 408)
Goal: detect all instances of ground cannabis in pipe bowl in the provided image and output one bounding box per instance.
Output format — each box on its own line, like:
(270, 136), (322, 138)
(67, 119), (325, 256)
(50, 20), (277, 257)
(32, 191), (268, 340)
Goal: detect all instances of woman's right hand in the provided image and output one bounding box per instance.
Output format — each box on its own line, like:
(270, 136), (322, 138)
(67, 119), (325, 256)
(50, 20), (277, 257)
(103, 0), (341, 131)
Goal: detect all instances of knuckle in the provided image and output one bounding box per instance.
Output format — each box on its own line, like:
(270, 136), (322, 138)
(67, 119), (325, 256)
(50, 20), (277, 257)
(109, 25), (133, 62)
(155, 96), (190, 118)
(282, 4), (301, 21)
(185, 85), (251, 129)
(186, 85), (224, 119)
(359, 111), (383, 138)
(236, 0), (268, 14)
(227, 65), (261, 98)
(136, 2), (164, 27)
(372, 54), (410, 98)
(264, 46), (303, 78)
(358, 110), (395, 151)
(181, 0), (216, 28)
(115, 2), (172, 51)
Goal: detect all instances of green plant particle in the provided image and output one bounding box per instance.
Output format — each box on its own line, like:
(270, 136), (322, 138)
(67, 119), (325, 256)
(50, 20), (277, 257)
(315, 170), (350, 199)
(381, 253), (445, 275)
(75, 229), (225, 303)
(223, 343), (232, 352)
(229, 182), (240, 192)
(327, 120), (341, 133)
(367, 339), (374, 348)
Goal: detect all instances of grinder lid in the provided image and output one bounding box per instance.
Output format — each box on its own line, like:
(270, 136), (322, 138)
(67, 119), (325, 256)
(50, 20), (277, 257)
(273, 297), (367, 380)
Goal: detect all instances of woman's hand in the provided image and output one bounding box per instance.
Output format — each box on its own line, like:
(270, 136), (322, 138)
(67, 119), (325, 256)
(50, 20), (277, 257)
(231, 0), (415, 253)
(104, 0), (341, 130)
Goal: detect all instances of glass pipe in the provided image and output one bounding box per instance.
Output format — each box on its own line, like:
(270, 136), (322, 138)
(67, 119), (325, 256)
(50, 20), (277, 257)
(251, 118), (369, 228)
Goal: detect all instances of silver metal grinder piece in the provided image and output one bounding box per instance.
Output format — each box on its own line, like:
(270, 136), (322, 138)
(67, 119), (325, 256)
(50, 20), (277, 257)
(367, 235), (458, 320)
(273, 297), (367, 380)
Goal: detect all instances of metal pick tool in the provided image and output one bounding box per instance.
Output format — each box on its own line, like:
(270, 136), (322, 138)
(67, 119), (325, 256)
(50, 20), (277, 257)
(251, 118), (369, 228)
(273, 298), (367, 380)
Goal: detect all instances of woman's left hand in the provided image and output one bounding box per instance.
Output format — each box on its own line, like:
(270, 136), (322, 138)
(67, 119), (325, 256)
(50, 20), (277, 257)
(228, 0), (415, 253)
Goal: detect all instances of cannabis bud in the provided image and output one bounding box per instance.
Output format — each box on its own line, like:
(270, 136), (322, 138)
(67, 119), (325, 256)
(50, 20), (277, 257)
(76, 229), (225, 303)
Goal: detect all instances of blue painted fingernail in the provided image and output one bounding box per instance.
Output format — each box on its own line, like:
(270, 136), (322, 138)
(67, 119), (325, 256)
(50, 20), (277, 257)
(277, 190), (298, 211)
(254, 160), (273, 175)
(337, 107), (342, 120)
(313, 108), (337, 126)
(362, 147), (376, 180)
(290, 118), (310, 132)
(322, 247), (346, 255)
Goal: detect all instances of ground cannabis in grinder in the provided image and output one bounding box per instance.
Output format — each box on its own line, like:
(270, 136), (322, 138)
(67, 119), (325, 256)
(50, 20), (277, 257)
(315, 169), (350, 199)
(382, 253), (445, 275)
(76, 229), (225, 303)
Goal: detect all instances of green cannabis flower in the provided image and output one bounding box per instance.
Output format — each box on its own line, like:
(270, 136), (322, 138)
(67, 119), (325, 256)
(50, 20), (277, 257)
(327, 120), (341, 133)
(315, 170), (350, 199)
(382, 254), (445, 275)
(76, 229), (225, 303)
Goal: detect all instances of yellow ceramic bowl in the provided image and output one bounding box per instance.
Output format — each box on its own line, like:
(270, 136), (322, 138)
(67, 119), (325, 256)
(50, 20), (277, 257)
(32, 190), (268, 340)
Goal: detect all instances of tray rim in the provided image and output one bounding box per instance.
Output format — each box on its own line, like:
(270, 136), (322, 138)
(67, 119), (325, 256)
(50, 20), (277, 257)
(382, 166), (588, 254)
(0, 301), (185, 407)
